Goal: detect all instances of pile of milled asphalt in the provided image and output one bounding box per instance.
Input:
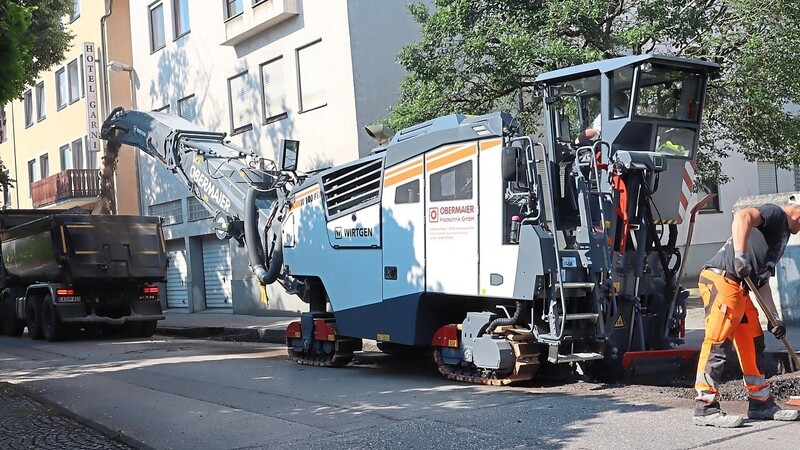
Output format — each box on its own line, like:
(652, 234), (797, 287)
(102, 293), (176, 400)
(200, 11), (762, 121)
(666, 372), (800, 402)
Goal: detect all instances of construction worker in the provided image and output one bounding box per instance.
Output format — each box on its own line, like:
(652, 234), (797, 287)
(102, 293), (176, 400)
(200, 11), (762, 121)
(575, 90), (629, 146)
(693, 201), (800, 428)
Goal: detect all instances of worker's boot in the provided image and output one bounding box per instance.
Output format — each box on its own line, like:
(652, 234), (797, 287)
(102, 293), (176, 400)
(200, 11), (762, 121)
(748, 397), (800, 421)
(693, 401), (744, 428)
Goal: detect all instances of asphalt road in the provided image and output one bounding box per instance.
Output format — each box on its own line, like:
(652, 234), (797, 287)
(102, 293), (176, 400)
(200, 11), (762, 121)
(1, 334), (799, 450)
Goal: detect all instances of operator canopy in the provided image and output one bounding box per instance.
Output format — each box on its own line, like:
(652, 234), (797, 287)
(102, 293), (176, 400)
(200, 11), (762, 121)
(536, 54), (720, 158)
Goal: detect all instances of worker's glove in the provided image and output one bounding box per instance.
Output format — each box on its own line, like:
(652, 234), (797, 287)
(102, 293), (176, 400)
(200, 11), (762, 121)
(734, 251), (751, 278)
(755, 262), (776, 288)
(768, 322), (787, 340)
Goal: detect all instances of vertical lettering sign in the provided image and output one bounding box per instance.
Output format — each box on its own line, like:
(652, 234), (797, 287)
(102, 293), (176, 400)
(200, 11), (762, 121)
(83, 42), (100, 153)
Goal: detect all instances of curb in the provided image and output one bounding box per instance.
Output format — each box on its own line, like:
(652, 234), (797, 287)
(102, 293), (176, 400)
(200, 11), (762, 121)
(157, 326), (287, 344)
(7, 382), (155, 450)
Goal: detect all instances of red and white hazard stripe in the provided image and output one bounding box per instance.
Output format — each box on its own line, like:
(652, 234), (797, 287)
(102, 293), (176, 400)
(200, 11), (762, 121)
(678, 161), (697, 223)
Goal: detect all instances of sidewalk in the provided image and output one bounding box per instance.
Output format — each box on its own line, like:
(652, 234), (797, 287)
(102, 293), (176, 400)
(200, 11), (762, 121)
(158, 309), (297, 343)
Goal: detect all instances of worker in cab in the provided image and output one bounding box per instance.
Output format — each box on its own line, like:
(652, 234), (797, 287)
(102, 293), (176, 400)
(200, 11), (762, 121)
(693, 201), (800, 428)
(574, 90), (629, 146)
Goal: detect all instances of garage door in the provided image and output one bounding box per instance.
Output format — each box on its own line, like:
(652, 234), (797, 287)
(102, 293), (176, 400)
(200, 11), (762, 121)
(166, 241), (189, 309)
(202, 238), (232, 308)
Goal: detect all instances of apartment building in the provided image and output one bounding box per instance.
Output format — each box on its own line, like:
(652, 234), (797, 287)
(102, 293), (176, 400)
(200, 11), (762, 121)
(0, 0), (140, 214)
(128, 0), (425, 314)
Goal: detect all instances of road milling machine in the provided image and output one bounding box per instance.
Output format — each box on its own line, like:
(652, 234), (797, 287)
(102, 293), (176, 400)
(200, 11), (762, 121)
(102, 54), (719, 384)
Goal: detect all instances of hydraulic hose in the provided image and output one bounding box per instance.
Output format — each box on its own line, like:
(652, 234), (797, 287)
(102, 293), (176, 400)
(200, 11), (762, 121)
(486, 301), (524, 334)
(245, 187), (283, 285)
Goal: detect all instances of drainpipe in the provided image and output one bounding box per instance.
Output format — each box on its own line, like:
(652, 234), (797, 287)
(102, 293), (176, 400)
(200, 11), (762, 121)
(10, 103), (20, 207)
(100, 0), (115, 118)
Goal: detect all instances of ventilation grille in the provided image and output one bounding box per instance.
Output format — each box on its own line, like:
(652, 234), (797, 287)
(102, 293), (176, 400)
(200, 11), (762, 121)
(322, 158), (383, 217)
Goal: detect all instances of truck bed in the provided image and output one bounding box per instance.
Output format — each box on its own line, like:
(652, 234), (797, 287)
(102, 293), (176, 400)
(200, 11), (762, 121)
(0, 212), (167, 285)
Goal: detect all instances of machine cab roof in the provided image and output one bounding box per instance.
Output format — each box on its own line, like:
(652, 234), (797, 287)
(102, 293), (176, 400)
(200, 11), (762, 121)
(535, 54), (720, 159)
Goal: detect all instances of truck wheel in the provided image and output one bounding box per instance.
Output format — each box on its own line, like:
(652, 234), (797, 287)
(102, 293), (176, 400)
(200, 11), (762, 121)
(41, 296), (66, 342)
(139, 320), (158, 338)
(2, 296), (24, 337)
(26, 300), (43, 340)
(123, 320), (157, 338)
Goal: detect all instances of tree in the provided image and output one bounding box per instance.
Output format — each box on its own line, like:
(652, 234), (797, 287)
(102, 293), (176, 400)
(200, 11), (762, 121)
(388, 0), (800, 183)
(0, 0), (74, 105)
(0, 0), (74, 198)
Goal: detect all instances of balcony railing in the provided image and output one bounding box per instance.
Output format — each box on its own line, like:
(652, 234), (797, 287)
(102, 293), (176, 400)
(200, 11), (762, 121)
(32, 169), (101, 208)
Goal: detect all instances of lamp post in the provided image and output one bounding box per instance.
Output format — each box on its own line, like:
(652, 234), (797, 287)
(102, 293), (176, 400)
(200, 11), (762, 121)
(107, 60), (137, 109)
(107, 60), (143, 215)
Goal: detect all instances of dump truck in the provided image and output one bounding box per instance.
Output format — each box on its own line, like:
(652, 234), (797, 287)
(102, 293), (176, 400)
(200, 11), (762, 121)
(101, 54), (720, 383)
(0, 209), (168, 341)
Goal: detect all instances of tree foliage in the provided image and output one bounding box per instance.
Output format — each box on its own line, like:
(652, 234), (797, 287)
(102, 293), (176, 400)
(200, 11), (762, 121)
(388, 0), (800, 183)
(0, 0), (74, 105)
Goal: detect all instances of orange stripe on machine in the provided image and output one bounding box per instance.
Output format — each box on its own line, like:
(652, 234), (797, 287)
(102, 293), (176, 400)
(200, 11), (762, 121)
(291, 185), (320, 211)
(426, 144), (477, 171)
(479, 138), (501, 151)
(384, 165), (422, 188)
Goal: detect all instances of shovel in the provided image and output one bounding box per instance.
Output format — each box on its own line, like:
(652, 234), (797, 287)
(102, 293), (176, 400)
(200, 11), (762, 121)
(743, 276), (800, 371)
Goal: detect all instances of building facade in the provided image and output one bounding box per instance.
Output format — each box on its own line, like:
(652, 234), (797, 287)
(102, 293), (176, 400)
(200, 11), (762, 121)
(127, 0), (424, 314)
(0, 0), (140, 215)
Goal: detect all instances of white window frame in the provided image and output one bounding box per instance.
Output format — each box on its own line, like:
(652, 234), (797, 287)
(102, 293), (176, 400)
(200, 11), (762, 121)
(60, 144), (73, 170)
(35, 82), (46, 122)
(297, 40), (327, 112)
(23, 90), (33, 128)
(260, 56), (287, 124)
(173, 0), (190, 39)
(224, 0), (243, 20)
(177, 94), (197, 122)
(56, 68), (68, 110)
(67, 59), (80, 104)
(39, 154), (49, 180)
(72, 138), (85, 169)
(149, 2), (166, 53)
(228, 71), (253, 134)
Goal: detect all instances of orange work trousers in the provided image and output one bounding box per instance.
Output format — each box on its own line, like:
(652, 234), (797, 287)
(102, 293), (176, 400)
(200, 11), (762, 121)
(695, 269), (769, 404)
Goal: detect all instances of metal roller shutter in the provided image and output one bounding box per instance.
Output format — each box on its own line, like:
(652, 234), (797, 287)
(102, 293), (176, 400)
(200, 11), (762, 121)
(202, 238), (232, 308)
(166, 242), (189, 309)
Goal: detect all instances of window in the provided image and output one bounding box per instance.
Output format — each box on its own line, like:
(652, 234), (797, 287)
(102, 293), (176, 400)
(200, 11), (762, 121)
(700, 180), (721, 213)
(27, 159), (38, 196)
(0, 104), (7, 143)
(260, 57), (287, 123)
(173, 0), (190, 38)
(56, 68), (68, 109)
(225, 0), (243, 19)
(430, 161), (473, 202)
(85, 138), (98, 169)
(154, 104), (170, 113)
(228, 71), (252, 134)
(150, 199), (183, 225)
(297, 40), (326, 112)
(757, 161), (778, 195)
(69, 0), (81, 22)
(395, 180), (420, 204)
(39, 154), (49, 179)
(23, 90), (33, 128)
(60, 144), (73, 170)
(35, 82), (45, 122)
(178, 95), (197, 122)
(187, 197), (212, 221)
(67, 60), (80, 103)
(2, 168), (10, 207)
(149, 3), (166, 53)
(72, 138), (84, 169)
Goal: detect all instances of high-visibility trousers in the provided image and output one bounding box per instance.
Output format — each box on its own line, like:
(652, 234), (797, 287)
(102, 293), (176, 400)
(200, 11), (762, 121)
(695, 269), (769, 404)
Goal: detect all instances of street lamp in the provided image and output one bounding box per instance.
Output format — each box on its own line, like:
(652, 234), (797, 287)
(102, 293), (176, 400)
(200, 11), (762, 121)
(107, 60), (137, 109)
(106, 60), (142, 216)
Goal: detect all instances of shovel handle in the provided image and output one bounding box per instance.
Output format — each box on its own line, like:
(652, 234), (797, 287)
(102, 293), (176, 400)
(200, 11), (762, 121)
(743, 277), (800, 370)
